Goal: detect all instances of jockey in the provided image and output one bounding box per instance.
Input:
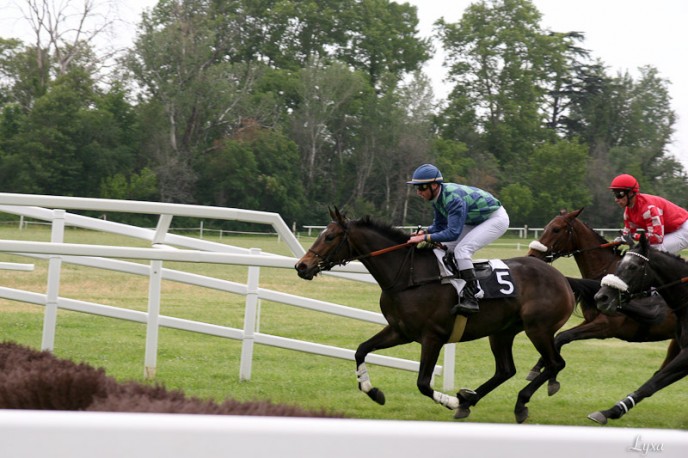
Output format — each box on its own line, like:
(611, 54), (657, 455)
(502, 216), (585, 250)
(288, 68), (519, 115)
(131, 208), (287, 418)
(609, 173), (688, 254)
(407, 164), (509, 315)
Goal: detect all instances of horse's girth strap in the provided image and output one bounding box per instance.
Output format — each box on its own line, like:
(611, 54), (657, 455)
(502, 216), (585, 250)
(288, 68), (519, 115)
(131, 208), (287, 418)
(448, 315), (468, 343)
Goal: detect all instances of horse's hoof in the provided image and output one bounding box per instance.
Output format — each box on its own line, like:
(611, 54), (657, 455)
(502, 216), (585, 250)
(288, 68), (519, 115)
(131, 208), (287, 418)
(458, 388), (479, 404)
(587, 411), (608, 425)
(547, 379), (561, 396)
(525, 369), (540, 381)
(454, 407), (471, 419)
(366, 387), (386, 405)
(515, 406), (529, 424)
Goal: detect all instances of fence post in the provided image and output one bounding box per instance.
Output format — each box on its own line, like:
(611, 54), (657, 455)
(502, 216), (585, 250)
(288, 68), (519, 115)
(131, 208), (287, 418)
(442, 343), (455, 391)
(240, 248), (261, 381)
(41, 209), (65, 351)
(144, 214), (173, 379)
(144, 259), (162, 379)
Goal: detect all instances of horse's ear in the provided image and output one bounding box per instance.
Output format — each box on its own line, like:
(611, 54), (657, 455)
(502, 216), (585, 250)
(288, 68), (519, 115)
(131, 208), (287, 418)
(330, 206), (346, 224)
(571, 208), (584, 219)
(638, 230), (649, 253)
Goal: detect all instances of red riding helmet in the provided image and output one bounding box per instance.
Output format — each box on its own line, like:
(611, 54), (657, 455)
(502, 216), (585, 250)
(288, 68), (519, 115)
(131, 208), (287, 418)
(609, 174), (640, 193)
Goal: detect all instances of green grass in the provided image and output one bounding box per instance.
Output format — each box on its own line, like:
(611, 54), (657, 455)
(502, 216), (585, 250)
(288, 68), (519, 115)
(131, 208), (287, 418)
(1, 226), (687, 429)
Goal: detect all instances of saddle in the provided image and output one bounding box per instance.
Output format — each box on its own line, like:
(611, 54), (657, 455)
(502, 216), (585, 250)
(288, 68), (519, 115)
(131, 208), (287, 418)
(438, 251), (516, 299)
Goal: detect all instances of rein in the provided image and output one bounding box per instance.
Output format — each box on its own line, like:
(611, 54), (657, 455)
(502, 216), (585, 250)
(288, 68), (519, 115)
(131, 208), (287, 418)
(307, 224), (413, 271)
(308, 223), (441, 291)
(352, 241), (413, 261)
(545, 218), (622, 261)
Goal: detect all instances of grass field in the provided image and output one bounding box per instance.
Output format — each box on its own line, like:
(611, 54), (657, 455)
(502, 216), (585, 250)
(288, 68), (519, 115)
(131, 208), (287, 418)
(1, 226), (686, 429)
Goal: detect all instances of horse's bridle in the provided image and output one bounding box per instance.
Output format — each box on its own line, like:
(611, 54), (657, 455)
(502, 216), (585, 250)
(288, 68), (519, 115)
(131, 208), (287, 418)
(307, 222), (355, 272)
(306, 221), (419, 290)
(542, 218), (620, 262)
(601, 251), (652, 307)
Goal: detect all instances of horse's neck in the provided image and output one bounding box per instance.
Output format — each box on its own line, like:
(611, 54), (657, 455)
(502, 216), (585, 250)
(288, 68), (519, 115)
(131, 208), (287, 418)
(572, 226), (620, 280)
(653, 256), (688, 309)
(350, 232), (407, 286)
(573, 250), (620, 280)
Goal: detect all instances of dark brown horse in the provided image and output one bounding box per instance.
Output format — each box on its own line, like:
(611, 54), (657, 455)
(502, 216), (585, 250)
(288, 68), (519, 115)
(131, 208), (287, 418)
(591, 233), (688, 424)
(526, 208), (678, 379)
(295, 208), (575, 423)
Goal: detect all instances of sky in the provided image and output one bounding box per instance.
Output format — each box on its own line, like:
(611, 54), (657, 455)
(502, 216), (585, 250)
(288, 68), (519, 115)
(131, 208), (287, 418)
(2, 0), (687, 167)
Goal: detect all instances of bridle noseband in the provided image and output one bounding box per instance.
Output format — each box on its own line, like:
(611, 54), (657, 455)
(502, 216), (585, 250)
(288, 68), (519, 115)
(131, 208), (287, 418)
(307, 222), (355, 272)
(601, 251), (651, 307)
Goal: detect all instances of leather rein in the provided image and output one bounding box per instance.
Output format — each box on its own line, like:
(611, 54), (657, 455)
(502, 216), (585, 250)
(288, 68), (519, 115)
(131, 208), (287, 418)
(546, 219), (621, 261)
(307, 223), (441, 291)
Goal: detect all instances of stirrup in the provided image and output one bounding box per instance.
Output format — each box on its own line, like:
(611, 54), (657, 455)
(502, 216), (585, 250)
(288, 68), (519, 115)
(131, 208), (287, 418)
(450, 299), (479, 316)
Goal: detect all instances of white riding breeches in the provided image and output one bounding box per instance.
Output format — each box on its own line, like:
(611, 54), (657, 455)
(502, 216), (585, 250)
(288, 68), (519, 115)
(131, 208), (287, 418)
(656, 219), (688, 254)
(443, 206), (510, 271)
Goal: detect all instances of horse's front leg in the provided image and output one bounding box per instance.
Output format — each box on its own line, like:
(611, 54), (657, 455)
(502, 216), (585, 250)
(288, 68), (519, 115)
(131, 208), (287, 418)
(588, 346), (688, 425)
(418, 336), (459, 411)
(355, 325), (411, 405)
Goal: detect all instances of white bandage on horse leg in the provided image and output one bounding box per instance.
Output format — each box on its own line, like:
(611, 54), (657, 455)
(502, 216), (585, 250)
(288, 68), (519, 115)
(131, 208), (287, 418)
(356, 363), (372, 393)
(433, 391), (459, 410)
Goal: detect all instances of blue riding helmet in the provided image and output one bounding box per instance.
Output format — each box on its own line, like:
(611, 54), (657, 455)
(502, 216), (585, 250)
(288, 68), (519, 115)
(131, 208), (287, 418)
(407, 164), (443, 185)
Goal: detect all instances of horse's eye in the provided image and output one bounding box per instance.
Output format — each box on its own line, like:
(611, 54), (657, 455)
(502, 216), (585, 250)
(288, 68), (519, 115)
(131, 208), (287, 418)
(552, 227), (560, 234)
(325, 234), (335, 242)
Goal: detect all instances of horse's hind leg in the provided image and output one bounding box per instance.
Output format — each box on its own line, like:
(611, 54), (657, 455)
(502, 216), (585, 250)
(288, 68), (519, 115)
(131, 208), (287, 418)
(355, 325), (411, 405)
(455, 332), (517, 420)
(526, 320), (600, 382)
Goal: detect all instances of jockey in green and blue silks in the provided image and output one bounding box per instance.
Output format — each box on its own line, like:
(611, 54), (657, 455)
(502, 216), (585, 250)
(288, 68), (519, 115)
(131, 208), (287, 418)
(407, 163), (510, 315)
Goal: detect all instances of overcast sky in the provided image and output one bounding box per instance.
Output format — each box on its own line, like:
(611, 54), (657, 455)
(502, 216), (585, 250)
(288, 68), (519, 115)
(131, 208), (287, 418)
(2, 0), (686, 167)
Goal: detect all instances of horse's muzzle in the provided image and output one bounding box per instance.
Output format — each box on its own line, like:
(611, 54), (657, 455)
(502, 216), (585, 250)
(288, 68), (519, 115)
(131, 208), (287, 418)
(295, 260), (319, 280)
(594, 287), (621, 315)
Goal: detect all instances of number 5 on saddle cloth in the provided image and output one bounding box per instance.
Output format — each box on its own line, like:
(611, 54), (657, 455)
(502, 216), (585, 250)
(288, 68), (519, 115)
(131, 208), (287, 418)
(436, 248), (517, 299)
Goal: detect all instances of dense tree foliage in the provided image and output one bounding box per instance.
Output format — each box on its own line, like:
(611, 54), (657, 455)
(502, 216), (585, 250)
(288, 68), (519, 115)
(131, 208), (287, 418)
(0, 0), (685, 229)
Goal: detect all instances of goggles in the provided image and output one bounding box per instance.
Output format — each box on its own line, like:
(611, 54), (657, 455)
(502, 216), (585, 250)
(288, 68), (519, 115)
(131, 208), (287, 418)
(415, 184), (432, 191)
(612, 190), (628, 199)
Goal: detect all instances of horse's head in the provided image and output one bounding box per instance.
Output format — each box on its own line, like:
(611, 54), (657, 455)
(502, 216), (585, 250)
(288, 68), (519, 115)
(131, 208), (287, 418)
(594, 233), (651, 315)
(527, 208), (584, 262)
(295, 207), (353, 280)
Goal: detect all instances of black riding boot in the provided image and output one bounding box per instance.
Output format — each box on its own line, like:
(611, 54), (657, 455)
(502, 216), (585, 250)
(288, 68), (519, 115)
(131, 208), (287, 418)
(450, 268), (480, 316)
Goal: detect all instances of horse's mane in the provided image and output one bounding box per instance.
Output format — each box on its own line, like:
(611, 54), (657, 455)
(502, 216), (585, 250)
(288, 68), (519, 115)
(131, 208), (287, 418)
(644, 245), (688, 264)
(572, 217), (610, 245)
(353, 215), (410, 244)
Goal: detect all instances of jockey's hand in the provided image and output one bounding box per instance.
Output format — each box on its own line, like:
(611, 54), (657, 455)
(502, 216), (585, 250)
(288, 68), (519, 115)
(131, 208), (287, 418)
(613, 233), (633, 245)
(416, 241), (432, 249)
(408, 234), (426, 244)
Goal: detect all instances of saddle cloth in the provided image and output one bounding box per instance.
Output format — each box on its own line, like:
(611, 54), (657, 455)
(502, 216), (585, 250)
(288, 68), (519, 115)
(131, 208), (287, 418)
(432, 249), (518, 299)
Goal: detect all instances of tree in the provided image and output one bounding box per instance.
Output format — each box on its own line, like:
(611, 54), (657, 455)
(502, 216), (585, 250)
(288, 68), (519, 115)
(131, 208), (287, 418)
(524, 139), (591, 225)
(290, 58), (367, 187)
(337, 0), (431, 88)
(437, 0), (570, 176)
(127, 0), (266, 202)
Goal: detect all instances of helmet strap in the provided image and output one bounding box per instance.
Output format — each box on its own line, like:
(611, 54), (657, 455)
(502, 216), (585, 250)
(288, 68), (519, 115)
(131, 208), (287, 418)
(430, 183), (440, 200)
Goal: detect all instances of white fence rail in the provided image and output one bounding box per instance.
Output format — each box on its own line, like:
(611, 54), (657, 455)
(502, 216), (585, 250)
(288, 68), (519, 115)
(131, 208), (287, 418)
(0, 193), (454, 388)
(303, 225), (623, 239)
(1, 410), (687, 458)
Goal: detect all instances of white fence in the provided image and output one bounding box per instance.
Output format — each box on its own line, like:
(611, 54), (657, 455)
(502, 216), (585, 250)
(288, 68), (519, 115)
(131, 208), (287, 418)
(303, 225), (623, 239)
(1, 410), (687, 458)
(0, 193), (454, 387)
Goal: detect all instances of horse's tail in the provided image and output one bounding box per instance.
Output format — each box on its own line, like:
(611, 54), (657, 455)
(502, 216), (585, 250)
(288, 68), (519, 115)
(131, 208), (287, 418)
(566, 277), (601, 313)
